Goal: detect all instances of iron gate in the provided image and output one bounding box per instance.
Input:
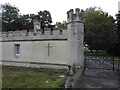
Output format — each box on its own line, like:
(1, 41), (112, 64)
(84, 56), (120, 71)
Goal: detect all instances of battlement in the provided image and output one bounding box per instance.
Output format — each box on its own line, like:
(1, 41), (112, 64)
(67, 8), (84, 23)
(1, 8), (84, 42)
(1, 29), (68, 41)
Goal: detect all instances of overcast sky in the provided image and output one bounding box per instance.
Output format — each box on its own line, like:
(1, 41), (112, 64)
(0, 0), (120, 24)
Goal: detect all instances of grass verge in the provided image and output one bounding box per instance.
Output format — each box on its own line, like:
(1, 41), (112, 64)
(2, 65), (67, 88)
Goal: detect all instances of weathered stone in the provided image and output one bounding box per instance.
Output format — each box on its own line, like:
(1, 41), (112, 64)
(1, 8), (84, 70)
(8, 31), (13, 40)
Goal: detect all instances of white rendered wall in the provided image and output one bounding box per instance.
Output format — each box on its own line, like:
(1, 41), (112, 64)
(2, 40), (68, 65)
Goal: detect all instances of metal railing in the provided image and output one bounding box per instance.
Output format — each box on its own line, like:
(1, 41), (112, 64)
(84, 56), (120, 71)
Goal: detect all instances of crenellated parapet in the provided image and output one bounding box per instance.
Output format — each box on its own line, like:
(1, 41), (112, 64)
(1, 29), (68, 41)
(67, 8), (84, 24)
(1, 8), (84, 43)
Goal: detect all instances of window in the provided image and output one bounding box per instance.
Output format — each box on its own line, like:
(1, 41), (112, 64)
(59, 30), (63, 35)
(15, 44), (20, 57)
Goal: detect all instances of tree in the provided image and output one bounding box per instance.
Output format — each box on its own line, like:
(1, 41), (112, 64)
(84, 7), (117, 52)
(116, 12), (120, 46)
(1, 3), (35, 31)
(38, 10), (52, 27)
(1, 3), (19, 31)
(108, 12), (120, 56)
(12, 14), (34, 30)
(1, 3), (53, 31)
(35, 10), (54, 33)
(55, 21), (67, 29)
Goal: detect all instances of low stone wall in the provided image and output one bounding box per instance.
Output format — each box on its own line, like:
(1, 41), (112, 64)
(64, 67), (84, 88)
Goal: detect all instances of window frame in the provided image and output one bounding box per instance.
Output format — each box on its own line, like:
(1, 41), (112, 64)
(15, 44), (20, 57)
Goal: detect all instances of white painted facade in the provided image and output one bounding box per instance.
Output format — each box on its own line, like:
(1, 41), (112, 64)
(2, 41), (68, 64)
(0, 8), (84, 68)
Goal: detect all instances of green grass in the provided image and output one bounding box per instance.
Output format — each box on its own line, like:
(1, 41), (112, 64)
(84, 51), (111, 56)
(2, 65), (67, 88)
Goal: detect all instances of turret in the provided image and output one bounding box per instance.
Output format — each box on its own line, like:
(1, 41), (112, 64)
(67, 8), (84, 68)
(67, 9), (74, 23)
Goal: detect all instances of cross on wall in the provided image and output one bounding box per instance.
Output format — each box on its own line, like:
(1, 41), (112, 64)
(46, 43), (52, 56)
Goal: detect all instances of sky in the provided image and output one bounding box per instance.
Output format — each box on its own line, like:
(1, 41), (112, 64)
(0, 0), (120, 24)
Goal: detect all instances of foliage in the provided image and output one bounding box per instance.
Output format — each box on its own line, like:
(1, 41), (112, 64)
(1, 3), (35, 31)
(38, 10), (52, 28)
(1, 3), (54, 31)
(107, 12), (120, 56)
(1, 3), (19, 31)
(116, 12), (120, 44)
(55, 21), (67, 29)
(84, 50), (111, 56)
(12, 14), (34, 30)
(115, 12), (120, 56)
(2, 65), (67, 88)
(84, 7), (117, 51)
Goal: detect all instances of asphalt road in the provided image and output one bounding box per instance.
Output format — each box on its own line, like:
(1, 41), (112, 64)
(80, 69), (119, 88)
(79, 56), (120, 88)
